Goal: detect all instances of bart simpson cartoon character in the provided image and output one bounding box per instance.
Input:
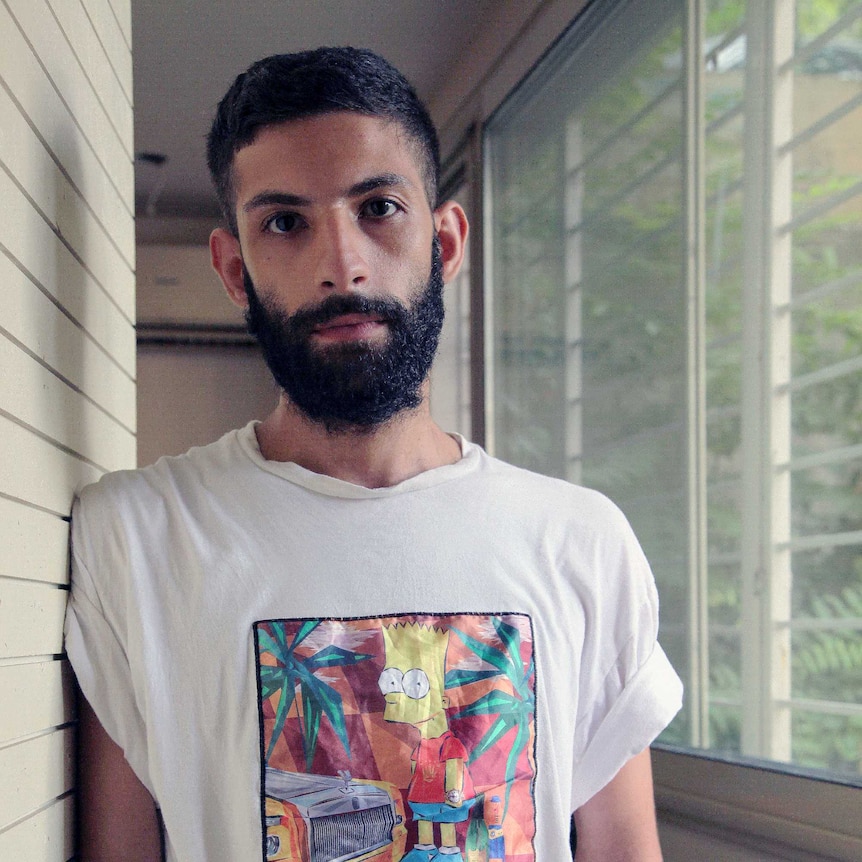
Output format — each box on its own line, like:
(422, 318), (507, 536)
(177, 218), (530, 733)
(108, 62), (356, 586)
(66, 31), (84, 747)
(379, 622), (476, 862)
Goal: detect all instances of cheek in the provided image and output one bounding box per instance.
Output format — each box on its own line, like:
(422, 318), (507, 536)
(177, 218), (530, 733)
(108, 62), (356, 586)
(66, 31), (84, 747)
(373, 227), (431, 272)
(244, 261), (310, 317)
(378, 248), (432, 297)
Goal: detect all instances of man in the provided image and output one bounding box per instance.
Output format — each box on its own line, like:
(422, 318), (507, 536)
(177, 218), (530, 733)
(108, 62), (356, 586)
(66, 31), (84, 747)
(66, 47), (682, 862)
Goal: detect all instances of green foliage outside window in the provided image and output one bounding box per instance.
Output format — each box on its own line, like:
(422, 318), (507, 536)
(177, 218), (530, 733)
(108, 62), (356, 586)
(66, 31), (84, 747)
(488, 0), (861, 775)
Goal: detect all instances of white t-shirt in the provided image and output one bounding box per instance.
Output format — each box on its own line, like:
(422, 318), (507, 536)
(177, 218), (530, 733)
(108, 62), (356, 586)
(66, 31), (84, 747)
(65, 423), (682, 862)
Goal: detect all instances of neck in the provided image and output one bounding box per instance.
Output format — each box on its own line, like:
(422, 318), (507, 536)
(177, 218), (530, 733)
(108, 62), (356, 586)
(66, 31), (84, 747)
(254, 390), (461, 488)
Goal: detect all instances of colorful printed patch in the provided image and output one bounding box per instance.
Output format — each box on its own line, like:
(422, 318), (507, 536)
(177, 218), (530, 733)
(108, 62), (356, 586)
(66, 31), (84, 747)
(254, 613), (536, 862)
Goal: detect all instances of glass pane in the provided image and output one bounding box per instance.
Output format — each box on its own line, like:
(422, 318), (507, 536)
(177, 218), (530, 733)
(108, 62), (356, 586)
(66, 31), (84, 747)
(487, 0), (692, 739)
(704, 0), (747, 757)
(485, 0), (862, 778)
(788, 0), (862, 778)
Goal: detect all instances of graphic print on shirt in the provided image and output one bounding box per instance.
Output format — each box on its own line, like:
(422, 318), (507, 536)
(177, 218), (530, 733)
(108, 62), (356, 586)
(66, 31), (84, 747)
(254, 613), (536, 862)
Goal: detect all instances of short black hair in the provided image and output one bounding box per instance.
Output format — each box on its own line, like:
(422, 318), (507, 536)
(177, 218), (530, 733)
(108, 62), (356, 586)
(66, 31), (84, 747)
(206, 46), (440, 233)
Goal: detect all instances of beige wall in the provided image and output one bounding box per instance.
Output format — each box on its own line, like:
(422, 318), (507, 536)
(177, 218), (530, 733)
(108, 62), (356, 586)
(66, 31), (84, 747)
(137, 344), (276, 467)
(134, 243), (276, 464)
(0, 0), (135, 858)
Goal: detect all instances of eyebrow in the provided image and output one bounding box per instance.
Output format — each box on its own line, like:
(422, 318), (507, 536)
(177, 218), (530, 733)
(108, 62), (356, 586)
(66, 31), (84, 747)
(348, 173), (411, 197)
(242, 173), (412, 214)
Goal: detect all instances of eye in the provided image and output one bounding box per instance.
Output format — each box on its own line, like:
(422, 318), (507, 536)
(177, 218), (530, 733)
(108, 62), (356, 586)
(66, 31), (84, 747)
(264, 212), (301, 234)
(361, 198), (400, 219)
(378, 667), (403, 695)
(402, 669), (430, 700)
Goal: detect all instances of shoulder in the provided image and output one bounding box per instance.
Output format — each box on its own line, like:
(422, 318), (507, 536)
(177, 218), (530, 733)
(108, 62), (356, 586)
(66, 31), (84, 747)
(463, 446), (653, 598)
(73, 425), (250, 534)
(468, 444), (634, 536)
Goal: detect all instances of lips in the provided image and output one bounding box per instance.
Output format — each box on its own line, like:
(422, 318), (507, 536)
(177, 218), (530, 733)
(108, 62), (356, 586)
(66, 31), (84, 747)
(314, 313), (384, 331)
(311, 313), (388, 341)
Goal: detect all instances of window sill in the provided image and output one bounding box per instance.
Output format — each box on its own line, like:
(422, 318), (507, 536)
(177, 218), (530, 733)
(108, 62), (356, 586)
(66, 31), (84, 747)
(652, 746), (861, 861)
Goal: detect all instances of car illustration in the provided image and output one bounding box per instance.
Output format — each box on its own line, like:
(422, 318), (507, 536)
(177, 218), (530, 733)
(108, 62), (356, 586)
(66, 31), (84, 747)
(265, 767), (407, 862)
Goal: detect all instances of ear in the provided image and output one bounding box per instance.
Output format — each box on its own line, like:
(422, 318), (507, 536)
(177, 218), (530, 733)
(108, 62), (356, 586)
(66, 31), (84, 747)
(433, 200), (469, 284)
(209, 228), (248, 308)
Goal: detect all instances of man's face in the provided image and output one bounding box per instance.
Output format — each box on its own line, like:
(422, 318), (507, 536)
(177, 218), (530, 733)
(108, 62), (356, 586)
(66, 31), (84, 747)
(226, 112), (446, 430)
(243, 241), (444, 431)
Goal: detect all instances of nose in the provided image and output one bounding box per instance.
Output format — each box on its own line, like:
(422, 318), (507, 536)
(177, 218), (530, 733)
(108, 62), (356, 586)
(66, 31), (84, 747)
(313, 211), (370, 291)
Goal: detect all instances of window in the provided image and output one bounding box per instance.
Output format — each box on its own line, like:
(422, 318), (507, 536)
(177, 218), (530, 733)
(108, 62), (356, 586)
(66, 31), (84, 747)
(484, 0), (861, 780)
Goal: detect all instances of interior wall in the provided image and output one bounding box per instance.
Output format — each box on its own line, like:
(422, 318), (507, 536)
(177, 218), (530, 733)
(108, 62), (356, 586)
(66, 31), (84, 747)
(135, 242), (278, 464)
(137, 345), (276, 467)
(0, 0), (136, 857)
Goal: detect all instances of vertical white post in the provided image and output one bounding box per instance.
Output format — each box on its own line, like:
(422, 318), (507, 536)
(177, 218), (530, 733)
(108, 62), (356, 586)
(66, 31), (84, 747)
(740, 0), (794, 761)
(769, 0), (795, 763)
(684, 0), (710, 749)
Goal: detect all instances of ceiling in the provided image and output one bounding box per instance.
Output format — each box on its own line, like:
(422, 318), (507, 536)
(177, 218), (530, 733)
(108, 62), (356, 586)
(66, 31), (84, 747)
(132, 1), (499, 226)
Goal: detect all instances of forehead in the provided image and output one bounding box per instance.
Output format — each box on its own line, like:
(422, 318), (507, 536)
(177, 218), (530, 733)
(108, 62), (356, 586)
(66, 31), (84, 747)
(231, 112), (427, 203)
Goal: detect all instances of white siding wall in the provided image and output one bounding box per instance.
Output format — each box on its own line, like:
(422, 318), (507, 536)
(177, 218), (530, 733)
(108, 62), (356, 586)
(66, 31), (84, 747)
(0, 0), (135, 858)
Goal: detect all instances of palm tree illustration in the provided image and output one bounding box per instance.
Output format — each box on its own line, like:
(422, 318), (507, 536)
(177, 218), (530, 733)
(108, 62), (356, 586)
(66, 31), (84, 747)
(257, 620), (373, 770)
(447, 616), (536, 812)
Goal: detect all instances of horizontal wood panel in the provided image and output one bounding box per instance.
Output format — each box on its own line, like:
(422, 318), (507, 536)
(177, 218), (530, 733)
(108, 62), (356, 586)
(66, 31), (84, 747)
(1, 254), (135, 430)
(5, 0), (134, 187)
(0, 794), (74, 862)
(0, 498), (69, 586)
(0, 336), (136, 473)
(84, 0), (133, 102)
(0, 728), (74, 833)
(108, 0), (131, 50)
(0, 3), (134, 258)
(0, 7), (134, 265)
(0, 176), (136, 374)
(2, 0), (130, 851)
(0, 661), (73, 744)
(0, 414), (104, 517)
(47, 0), (133, 138)
(0, 80), (134, 284)
(0, 579), (68, 660)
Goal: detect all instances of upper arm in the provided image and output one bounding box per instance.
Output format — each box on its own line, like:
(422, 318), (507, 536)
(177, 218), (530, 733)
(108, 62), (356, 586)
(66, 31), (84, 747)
(572, 747), (663, 862)
(76, 689), (163, 862)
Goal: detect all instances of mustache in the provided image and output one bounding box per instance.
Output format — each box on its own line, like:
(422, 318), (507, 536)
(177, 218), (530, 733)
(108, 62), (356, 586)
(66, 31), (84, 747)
(282, 293), (410, 335)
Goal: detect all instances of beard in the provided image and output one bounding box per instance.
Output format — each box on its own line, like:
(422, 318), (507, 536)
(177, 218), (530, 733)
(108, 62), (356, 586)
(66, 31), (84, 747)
(244, 238), (445, 433)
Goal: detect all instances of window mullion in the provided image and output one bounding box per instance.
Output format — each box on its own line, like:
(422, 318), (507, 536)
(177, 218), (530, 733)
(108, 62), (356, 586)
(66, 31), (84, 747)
(683, 0), (709, 749)
(740, 0), (795, 762)
(768, 0), (795, 765)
